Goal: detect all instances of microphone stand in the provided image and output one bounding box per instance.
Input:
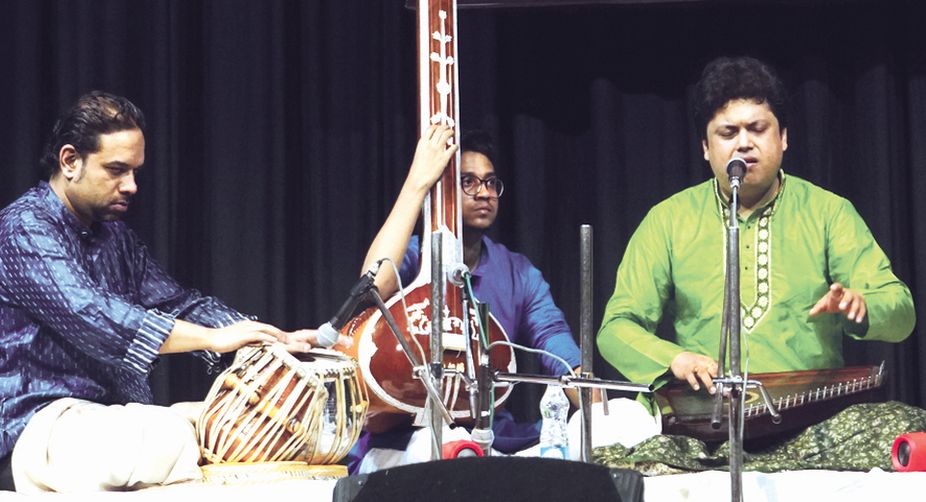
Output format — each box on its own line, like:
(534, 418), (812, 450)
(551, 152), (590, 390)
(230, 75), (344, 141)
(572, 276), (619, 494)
(361, 242), (481, 461)
(460, 275), (653, 455)
(469, 301), (495, 456)
(579, 224), (595, 463)
(366, 286), (455, 431)
(458, 226), (653, 461)
(716, 172), (746, 502)
(455, 274), (492, 453)
(429, 233), (445, 460)
(711, 167), (781, 502)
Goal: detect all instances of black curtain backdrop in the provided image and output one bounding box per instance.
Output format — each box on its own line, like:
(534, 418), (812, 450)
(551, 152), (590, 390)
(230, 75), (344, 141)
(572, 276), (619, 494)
(1, 1), (923, 418)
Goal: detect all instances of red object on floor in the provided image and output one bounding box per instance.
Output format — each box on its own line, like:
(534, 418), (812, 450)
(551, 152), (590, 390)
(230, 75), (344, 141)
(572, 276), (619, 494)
(892, 432), (926, 471)
(442, 440), (484, 459)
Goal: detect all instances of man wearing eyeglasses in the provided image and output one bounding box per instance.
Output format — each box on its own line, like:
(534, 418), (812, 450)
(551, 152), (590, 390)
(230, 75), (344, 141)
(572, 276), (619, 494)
(350, 126), (581, 473)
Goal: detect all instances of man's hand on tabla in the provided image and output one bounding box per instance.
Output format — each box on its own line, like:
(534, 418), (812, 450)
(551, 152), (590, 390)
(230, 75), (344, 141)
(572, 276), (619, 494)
(208, 320), (286, 353)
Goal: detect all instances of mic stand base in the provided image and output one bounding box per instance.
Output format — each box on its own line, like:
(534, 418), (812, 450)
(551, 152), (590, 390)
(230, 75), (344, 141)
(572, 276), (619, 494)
(470, 427), (495, 457)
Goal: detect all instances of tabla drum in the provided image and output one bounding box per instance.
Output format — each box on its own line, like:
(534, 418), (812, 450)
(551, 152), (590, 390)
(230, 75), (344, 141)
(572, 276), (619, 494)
(197, 344), (368, 465)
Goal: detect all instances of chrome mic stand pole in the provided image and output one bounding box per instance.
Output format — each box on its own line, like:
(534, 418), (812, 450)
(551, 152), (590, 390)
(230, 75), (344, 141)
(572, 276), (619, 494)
(711, 160), (744, 502)
(471, 301), (495, 456)
(727, 193), (745, 502)
(579, 224), (594, 463)
(430, 232), (445, 460)
(455, 269), (495, 456)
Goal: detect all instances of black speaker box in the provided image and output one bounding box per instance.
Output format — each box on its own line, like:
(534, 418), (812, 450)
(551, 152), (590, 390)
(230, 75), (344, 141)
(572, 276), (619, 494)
(333, 456), (644, 502)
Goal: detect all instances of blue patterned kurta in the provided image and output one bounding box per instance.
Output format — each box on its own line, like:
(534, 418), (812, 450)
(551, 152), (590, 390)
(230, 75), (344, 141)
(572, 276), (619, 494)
(0, 182), (245, 458)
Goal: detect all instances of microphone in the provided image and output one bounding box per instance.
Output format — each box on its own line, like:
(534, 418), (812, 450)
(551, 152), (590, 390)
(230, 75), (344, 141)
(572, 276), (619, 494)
(316, 260), (383, 347)
(447, 263), (470, 287)
(726, 157), (747, 189)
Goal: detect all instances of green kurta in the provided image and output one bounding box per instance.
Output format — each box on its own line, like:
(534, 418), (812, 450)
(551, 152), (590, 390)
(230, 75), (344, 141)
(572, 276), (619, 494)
(597, 173), (915, 393)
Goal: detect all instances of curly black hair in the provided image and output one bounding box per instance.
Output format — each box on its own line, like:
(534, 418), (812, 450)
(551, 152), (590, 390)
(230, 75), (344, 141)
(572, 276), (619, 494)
(41, 91), (146, 178)
(693, 56), (788, 140)
(460, 129), (495, 166)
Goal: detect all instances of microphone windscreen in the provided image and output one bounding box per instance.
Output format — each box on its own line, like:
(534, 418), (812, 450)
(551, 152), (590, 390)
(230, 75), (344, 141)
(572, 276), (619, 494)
(316, 322), (340, 348)
(726, 157), (747, 178)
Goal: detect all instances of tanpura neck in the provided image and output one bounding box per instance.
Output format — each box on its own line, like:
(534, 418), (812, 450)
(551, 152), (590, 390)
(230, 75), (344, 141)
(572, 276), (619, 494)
(462, 231), (483, 271)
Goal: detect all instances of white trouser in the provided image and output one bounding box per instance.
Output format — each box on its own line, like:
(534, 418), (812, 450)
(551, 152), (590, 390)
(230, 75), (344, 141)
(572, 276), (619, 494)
(11, 398), (202, 493)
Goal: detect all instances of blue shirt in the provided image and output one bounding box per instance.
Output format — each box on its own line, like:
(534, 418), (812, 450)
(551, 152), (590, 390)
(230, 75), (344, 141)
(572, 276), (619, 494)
(351, 235), (580, 468)
(400, 236), (580, 378)
(0, 182), (245, 458)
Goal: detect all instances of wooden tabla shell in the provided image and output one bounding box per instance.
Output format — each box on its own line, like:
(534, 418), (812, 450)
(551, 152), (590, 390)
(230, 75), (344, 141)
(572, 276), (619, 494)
(197, 345), (368, 464)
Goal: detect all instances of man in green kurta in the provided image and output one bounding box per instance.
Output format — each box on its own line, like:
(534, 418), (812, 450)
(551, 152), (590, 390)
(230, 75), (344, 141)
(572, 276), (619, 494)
(597, 56), (915, 398)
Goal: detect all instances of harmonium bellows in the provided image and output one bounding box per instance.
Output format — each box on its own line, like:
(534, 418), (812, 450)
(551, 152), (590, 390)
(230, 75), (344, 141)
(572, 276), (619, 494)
(655, 364), (885, 443)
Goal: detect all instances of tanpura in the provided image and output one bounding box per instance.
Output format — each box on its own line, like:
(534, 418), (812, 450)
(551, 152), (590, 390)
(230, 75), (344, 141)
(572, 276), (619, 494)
(334, 0), (515, 434)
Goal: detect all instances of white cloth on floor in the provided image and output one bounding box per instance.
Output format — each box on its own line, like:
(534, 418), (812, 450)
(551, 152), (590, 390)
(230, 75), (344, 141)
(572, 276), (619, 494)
(11, 398), (202, 493)
(358, 424), (474, 474)
(567, 397), (661, 460)
(359, 398), (661, 474)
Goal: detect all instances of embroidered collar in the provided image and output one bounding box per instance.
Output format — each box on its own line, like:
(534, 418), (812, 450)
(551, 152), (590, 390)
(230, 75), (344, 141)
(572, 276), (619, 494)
(713, 170), (787, 224)
(712, 170), (788, 332)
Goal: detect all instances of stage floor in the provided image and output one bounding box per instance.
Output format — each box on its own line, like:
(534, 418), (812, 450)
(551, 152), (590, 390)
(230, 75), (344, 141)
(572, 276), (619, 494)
(1, 468), (925, 501)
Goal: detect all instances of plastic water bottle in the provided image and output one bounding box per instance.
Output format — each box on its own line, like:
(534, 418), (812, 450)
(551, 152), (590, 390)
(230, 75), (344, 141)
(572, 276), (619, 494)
(539, 384), (569, 459)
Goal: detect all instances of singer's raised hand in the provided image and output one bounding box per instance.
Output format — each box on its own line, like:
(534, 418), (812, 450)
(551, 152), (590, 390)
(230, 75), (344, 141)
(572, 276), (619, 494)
(809, 282), (867, 323)
(670, 351), (719, 394)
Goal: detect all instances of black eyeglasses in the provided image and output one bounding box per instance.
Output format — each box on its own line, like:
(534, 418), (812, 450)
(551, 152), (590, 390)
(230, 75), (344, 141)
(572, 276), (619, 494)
(461, 174), (505, 198)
